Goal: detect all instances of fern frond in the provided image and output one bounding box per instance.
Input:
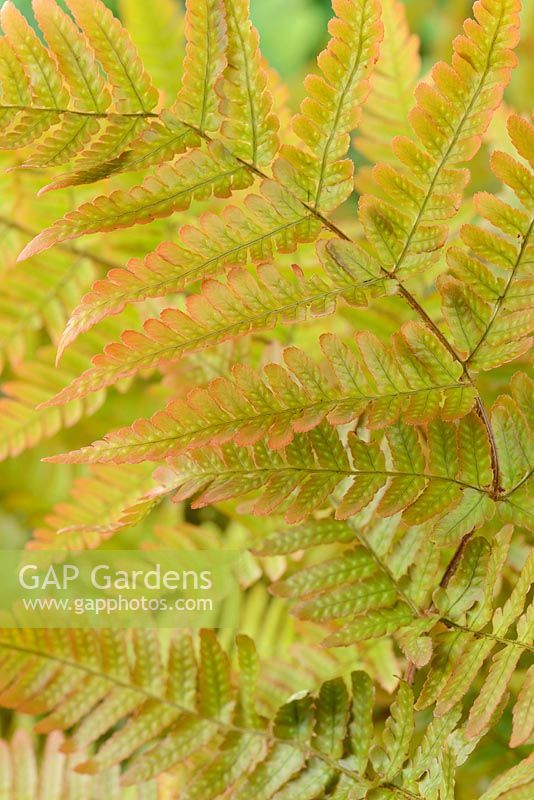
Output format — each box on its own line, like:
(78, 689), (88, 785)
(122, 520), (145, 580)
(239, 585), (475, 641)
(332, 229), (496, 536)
(0, 0), (159, 170)
(0, 629), (461, 795)
(0, 248), (95, 369)
(174, 0), (227, 132)
(19, 141), (254, 259)
(418, 535), (534, 727)
(35, 0), (226, 195)
(218, 0), (279, 167)
(160, 418), (499, 527)
(351, 0), (521, 279)
(491, 383), (533, 525)
(440, 113), (534, 371)
(355, 0), (420, 167)
(56, 182), (321, 352)
(42, 259), (386, 406)
(49, 321), (476, 465)
(31, 463), (163, 550)
(274, 0), (383, 212)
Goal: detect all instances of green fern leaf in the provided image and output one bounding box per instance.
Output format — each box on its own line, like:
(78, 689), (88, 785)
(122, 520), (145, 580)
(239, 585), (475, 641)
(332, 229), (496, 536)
(274, 0), (383, 212)
(440, 113), (534, 372)
(47, 322), (473, 465)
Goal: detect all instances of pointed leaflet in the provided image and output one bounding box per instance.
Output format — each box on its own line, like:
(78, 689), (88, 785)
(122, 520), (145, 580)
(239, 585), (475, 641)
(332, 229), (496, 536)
(356, 0), (520, 278)
(33, 0), (110, 113)
(47, 325), (472, 465)
(274, 0), (383, 212)
(42, 261), (383, 407)
(442, 114), (534, 372)
(18, 141), (253, 260)
(174, 0), (227, 131)
(66, 0), (158, 113)
(371, 683), (414, 781)
(57, 182), (320, 352)
(218, 0), (278, 166)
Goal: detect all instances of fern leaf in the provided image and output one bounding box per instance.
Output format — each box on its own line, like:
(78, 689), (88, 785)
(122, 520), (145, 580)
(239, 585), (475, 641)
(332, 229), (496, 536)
(48, 322), (474, 465)
(274, 0), (383, 212)
(66, 0), (158, 114)
(57, 182), (320, 351)
(355, 0), (420, 167)
(441, 113), (534, 371)
(510, 664), (534, 747)
(0, 2), (68, 111)
(371, 683), (414, 781)
(218, 0), (279, 166)
(18, 141), (253, 259)
(175, 0), (227, 132)
(158, 420), (496, 527)
(433, 548), (534, 718)
(478, 754), (534, 800)
(352, 0), (521, 279)
(34, 0), (226, 192)
(0, 344), (105, 461)
(32, 1), (111, 115)
(0, 0), (160, 169)
(0, 247), (96, 369)
(41, 261), (384, 406)
(492, 392), (533, 496)
(0, 730), (131, 799)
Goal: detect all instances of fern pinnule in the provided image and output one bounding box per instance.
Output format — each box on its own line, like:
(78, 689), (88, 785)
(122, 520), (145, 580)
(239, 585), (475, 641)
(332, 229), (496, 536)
(47, 322), (476, 466)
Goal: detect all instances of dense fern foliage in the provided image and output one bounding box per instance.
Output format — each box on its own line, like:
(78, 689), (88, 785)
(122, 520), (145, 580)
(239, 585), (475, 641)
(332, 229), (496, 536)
(0, 0), (532, 797)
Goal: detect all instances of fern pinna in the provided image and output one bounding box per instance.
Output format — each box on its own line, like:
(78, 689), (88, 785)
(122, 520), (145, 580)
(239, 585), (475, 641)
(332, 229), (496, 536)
(0, 0), (532, 797)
